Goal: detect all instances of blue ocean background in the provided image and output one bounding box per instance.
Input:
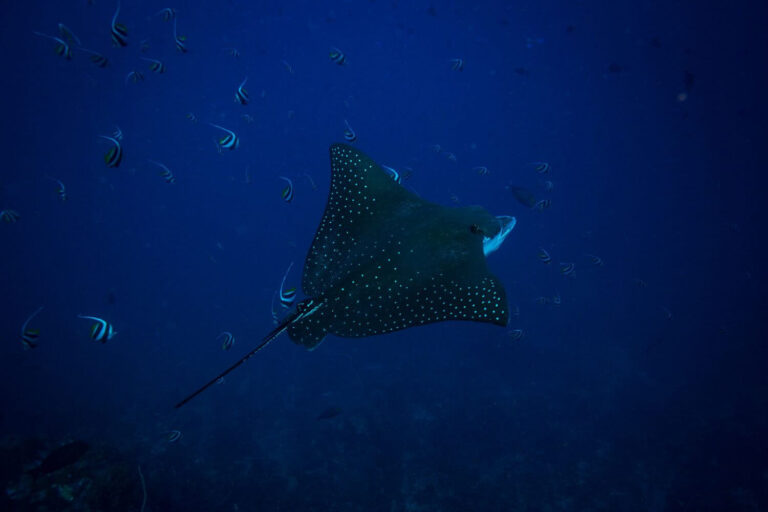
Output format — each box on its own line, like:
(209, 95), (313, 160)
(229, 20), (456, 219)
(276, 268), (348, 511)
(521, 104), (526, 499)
(1, 0), (766, 510)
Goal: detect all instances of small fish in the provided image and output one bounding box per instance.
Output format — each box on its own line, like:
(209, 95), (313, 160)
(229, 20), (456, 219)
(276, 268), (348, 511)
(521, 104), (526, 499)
(47, 177), (67, 201)
(525, 37), (544, 48)
(99, 135), (123, 167)
(585, 254), (604, 266)
(155, 8), (176, 22)
(0, 210), (20, 223)
(660, 306), (672, 320)
(445, 152), (457, 163)
(185, 112), (198, 123)
(552, 292), (561, 305)
(78, 314), (116, 343)
(217, 331), (235, 351)
(303, 173), (318, 190)
(126, 70), (144, 84)
(316, 406), (342, 420)
(449, 58), (464, 71)
(511, 304), (520, 318)
(431, 144), (442, 153)
(139, 38), (150, 53)
(281, 59), (294, 74)
(113, 126), (123, 140)
(57, 23), (81, 46)
(329, 47), (346, 65)
(542, 180), (553, 191)
(450, 194), (460, 204)
(142, 57), (166, 73)
(279, 262), (297, 308)
(20, 306), (44, 349)
(534, 296), (550, 305)
(234, 77), (249, 105)
(173, 18), (187, 53)
(507, 329), (524, 341)
(534, 199), (551, 211)
(165, 430), (182, 442)
(209, 123), (239, 152)
(225, 47), (240, 58)
(33, 32), (72, 60)
(241, 114), (254, 123)
(381, 165), (402, 184)
(531, 161), (550, 174)
(148, 160), (175, 184)
(537, 248), (552, 264)
(473, 166), (489, 176)
(77, 47), (109, 67)
(110, 2), (128, 47)
(343, 120), (357, 142)
(633, 278), (647, 288)
(279, 176), (294, 203)
(559, 262), (575, 277)
(270, 291), (280, 325)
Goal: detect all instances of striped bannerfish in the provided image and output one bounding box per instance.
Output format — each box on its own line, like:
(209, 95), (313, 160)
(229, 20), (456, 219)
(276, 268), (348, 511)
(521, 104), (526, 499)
(99, 135), (123, 167)
(113, 126), (123, 140)
(381, 165), (402, 184)
(110, 2), (128, 47)
(166, 430), (182, 442)
(234, 77), (249, 105)
(450, 58), (464, 71)
(20, 306), (44, 349)
(531, 161), (550, 174)
(148, 160), (175, 184)
(329, 47), (346, 65)
(57, 23), (81, 46)
(585, 254), (604, 266)
(559, 262), (575, 277)
(78, 315), (117, 343)
(217, 331), (235, 351)
(155, 7), (176, 21)
(142, 57), (166, 73)
(537, 248), (552, 264)
(279, 262), (297, 309)
(534, 199), (551, 211)
(77, 47), (109, 67)
(507, 328), (524, 341)
(126, 70), (144, 84)
(343, 120), (357, 142)
(33, 32), (72, 60)
(47, 177), (67, 201)
(173, 18), (187, 53)
(0, 210), (20, 223)
(279, 176), (294, 202)
(209, 123), (239, 152)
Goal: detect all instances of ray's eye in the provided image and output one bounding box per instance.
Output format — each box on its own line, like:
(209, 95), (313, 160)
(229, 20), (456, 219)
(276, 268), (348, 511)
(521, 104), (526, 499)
(470, 224), (484, 235)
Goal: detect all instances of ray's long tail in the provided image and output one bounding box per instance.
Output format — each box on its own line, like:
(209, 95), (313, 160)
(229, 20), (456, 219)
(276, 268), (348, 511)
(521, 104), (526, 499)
(174, 317), (291, 409)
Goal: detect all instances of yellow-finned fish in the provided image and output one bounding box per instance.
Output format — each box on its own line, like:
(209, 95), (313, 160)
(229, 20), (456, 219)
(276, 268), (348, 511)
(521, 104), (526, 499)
(0, 210), (20, 223)
(173, 18), (187, 53)
(110, 2), (128, 47)
(343, 120), (357, 142)
(210, 123), (239, 152)
(78, 314), (117, 343)
(99, 135), (123, 167)
(142, 57), (166, 73)
(279, 176), (294, 202)
(20, 306), (44, 349)
(329, 47), (346, 65)
(234, 77), (249, 105)
(33, 31), (73, 60)
(279, 262), (297, 308)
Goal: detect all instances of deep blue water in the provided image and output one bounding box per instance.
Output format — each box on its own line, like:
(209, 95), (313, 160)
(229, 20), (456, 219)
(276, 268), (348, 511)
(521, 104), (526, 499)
(1, 0), (766, 510)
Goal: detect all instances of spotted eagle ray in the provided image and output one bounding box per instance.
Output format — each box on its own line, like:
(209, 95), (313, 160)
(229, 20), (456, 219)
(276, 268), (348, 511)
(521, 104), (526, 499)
(175, 144), (515, 408)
